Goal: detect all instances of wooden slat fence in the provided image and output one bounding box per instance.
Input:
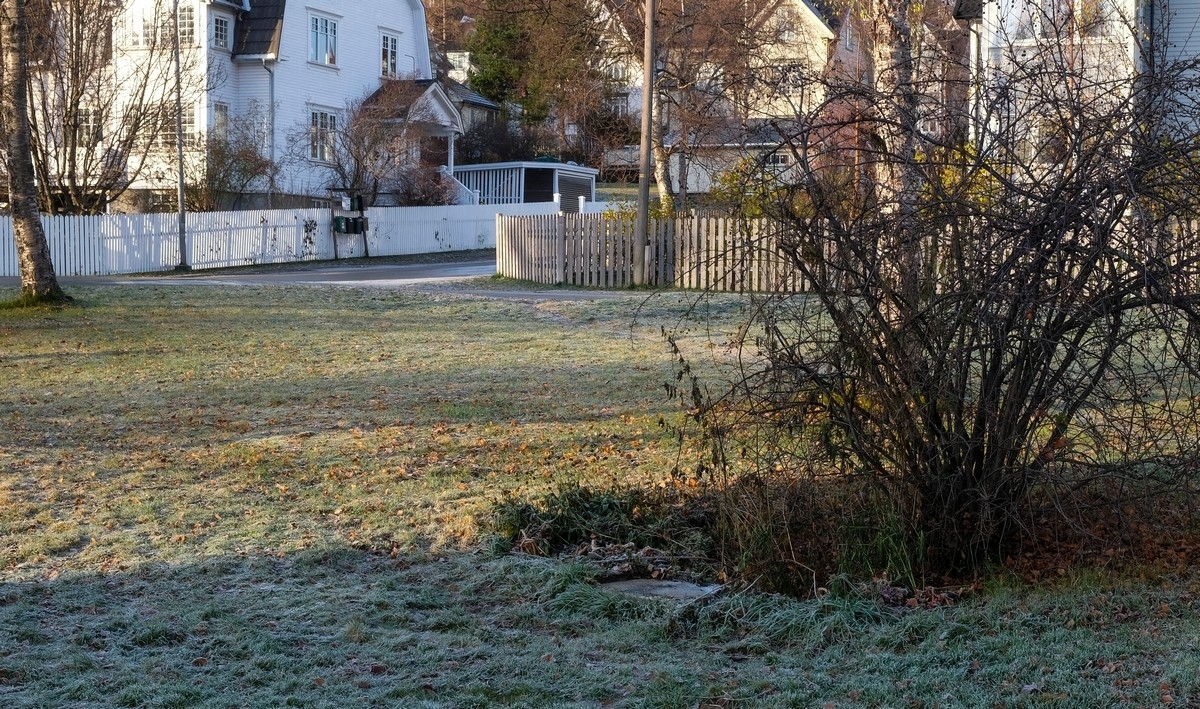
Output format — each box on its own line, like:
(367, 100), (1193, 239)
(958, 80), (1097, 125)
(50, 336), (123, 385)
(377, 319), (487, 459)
(497, 212), (811, 292)
(188, 209), (330, 269)
(499, 211), (1200, 294)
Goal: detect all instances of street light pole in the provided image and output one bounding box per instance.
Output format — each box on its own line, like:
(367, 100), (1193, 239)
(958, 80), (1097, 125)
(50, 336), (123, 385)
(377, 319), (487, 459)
(633, 0), (655, 286)
(173, 0), (189, 270)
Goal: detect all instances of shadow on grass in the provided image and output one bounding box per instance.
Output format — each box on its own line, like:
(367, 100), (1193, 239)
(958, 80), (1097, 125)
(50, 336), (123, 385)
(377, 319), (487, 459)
(0, 547), (614, 708)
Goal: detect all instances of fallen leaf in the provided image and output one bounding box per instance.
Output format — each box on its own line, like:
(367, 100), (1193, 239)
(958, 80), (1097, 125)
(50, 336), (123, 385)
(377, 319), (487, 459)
(314, 677), (325, 687)
(190, 657), (208, 667)
(541, 652), (555, 663)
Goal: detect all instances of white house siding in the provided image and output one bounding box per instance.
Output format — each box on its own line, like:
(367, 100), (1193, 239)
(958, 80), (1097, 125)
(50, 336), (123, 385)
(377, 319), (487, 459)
(977, 0), (1139, 70)
(1163, 0), (1200, 63)
(967, 0), (1140, 152)
(116, 0), (441, 204)
(747, 0), (836, 121)
(260, 0), (434, 199)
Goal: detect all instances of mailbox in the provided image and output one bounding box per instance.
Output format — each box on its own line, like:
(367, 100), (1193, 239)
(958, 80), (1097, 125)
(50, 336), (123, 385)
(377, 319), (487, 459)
(332, 215), (348, 233)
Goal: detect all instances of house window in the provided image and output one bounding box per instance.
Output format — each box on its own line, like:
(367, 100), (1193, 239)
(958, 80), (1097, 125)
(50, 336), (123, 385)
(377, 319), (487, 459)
(605, 62), (628, 83)
(213, 15), (230, 49)
(156, 5), (194, 46)
(381, 33), (400, 77)
(126, 13), (150, 47)
(764, 152), (791, 167)
(157, 103), (198, 150)
(310, 110), (337, 161)
(310, 16), (337, 65)
(778, 11), (798, 43)
(780, 62), (807, 95)
(75, 109), (102, 147)
(1079, 0), (1118, 37)
(178, 5), (194, 45)
(697, 62), (723, 95)
(212, 102), (229, 141)
(604, 94), (629, 116)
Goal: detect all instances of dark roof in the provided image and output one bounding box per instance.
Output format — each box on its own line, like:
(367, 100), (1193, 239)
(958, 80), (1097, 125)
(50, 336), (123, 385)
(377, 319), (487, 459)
(361, 79), (428, 119)
(666, 119), (796, 149)
(234, 0), (285, 57)
(801, 0), (844, 33)
(442, 79), (500, 111)
(953, 0), (982, 20)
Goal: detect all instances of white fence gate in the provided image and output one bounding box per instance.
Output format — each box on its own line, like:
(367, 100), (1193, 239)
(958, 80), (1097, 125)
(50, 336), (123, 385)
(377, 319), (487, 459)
(0, 202), (560, 277)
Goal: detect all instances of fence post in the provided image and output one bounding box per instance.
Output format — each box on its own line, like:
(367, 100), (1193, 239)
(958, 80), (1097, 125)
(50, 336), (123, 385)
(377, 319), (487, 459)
(556, 213), (566, 284)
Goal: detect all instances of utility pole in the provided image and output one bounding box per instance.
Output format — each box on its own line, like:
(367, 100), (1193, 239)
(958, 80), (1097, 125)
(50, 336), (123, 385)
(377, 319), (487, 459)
(173, 0), (189, 270)
(633, 0), (655, 286)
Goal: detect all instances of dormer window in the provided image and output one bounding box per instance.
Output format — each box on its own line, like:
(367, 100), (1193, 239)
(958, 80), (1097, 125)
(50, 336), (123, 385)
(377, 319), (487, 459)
(213, 15), (229, 49)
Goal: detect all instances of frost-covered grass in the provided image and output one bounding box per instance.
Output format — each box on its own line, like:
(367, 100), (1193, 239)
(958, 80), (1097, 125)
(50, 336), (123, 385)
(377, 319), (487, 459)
(1, 281), (1199, 707)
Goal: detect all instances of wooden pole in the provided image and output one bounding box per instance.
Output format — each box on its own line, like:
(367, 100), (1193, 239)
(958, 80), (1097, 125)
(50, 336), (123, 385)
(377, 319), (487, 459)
(633, 0), (655, 286)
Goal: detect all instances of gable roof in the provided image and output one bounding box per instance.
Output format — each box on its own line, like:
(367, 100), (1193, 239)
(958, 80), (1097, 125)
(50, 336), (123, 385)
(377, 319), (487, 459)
(952, 0), (982, 20)
(801, 0), (844, 33)
(234, 0), (286, 57)
(442, 79), (501, 111)
(363, 80), (465, 133)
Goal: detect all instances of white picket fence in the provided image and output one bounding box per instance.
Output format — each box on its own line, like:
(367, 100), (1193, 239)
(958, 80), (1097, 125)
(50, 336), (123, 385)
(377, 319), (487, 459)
(0, 202), (560, 277)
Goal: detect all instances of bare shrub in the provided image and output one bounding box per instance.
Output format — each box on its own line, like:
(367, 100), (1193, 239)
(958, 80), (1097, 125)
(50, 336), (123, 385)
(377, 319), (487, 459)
(681, 19), (1200, 584)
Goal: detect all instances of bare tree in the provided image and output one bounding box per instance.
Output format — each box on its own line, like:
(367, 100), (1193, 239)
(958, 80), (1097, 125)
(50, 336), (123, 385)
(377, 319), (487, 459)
(294, 80), (455, 207)
(603, 0), (795, 210)
(0, 0), (66, 302)
(184, 105), (278, 212)
(23, 0), (203, 214)
(686, 11), (1200, 579)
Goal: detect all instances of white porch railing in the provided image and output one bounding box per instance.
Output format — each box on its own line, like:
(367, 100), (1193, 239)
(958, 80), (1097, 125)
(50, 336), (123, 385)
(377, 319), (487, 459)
(439, 166), (480, 205)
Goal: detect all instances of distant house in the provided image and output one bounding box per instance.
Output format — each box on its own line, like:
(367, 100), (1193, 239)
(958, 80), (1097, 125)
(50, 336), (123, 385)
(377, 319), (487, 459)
(92, 0), (465, 210)
(953, 0), (1140, 155)
(596, 0), (866, 194)
(442, 79), (502, 130)
(597, 0), (968, 195)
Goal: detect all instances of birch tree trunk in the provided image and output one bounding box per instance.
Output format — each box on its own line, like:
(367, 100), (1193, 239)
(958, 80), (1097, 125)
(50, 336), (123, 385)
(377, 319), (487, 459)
(651, 85), (675, 215)
(0, 0), (66, 303)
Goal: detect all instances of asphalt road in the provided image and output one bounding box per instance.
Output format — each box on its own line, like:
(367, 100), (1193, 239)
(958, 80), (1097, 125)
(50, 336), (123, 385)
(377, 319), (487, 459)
(0, 259), (497, 288)
(1, 257), (633, 300)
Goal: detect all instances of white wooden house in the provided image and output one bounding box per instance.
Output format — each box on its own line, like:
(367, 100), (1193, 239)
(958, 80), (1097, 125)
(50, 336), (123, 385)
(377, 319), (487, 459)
(112, 0), (465, 209)
(597, 0), (868, 195)
(953, 0), (1144, 156)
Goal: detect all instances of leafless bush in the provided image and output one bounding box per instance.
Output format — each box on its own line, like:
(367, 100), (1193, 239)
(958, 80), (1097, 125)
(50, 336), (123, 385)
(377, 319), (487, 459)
(687, 21), (1200, 580)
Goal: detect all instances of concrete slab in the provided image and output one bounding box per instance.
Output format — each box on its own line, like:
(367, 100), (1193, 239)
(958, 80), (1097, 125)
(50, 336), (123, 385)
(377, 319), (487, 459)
(599, 579), (723, 601)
